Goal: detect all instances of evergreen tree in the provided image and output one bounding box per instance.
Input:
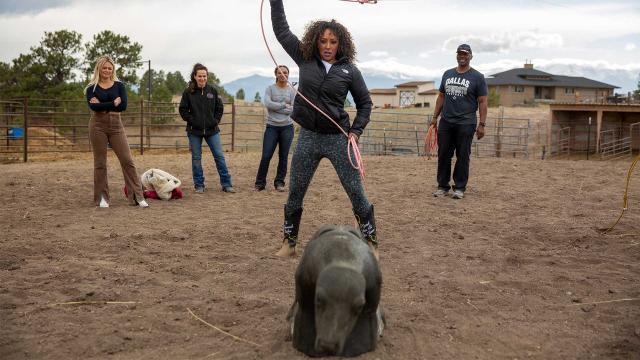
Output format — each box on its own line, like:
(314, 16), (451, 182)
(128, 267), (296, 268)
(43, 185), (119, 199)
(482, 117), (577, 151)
(207, 72), (233, 102)
(84, 30), (142, 84)
(488, 89), (501, 107)
(30, 30), (83, 86)
(236, 88), (245, 100)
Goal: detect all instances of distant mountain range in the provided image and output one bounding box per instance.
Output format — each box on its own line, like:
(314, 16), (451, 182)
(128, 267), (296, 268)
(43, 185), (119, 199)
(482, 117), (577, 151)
(221, 66), (638, 101)
(221, 73), (426, 103)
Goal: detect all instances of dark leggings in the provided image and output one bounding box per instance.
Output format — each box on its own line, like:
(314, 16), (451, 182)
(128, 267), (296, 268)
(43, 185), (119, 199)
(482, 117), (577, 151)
(285, 128), (370, 217)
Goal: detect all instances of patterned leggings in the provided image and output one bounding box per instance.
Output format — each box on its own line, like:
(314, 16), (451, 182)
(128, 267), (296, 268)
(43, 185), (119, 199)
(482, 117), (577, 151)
(285, 128), (371, 217)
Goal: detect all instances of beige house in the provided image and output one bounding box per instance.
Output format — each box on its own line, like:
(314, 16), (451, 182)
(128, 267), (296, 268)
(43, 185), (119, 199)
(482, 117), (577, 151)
(486, 63), (617, 106)
(370, 81), (437, 108)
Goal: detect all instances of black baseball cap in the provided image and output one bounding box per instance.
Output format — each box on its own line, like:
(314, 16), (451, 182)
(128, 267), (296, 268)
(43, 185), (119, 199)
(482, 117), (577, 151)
(456, 44), (472, 54)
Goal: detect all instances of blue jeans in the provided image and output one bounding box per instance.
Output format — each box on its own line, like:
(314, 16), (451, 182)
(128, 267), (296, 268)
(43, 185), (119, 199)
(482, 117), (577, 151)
(188, 132), (232, 188)
(436, 120), (476, 192)
(255, 124), (294, 188)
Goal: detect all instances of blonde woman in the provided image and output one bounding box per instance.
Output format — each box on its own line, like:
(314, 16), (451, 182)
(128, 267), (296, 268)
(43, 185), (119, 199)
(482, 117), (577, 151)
(85, 55), (148, 208)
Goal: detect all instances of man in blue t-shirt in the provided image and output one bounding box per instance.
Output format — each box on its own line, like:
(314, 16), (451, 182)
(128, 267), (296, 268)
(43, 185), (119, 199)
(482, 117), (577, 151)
(431, 44), (488, 199)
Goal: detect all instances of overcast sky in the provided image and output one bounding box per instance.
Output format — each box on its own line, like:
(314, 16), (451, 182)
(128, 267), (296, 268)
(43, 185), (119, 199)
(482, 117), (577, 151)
(1, 0), (639, 91)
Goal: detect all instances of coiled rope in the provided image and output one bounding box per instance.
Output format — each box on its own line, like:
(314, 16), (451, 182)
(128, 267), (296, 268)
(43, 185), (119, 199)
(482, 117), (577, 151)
(424, 120), (438, 158)
(603, 154), (639, 233)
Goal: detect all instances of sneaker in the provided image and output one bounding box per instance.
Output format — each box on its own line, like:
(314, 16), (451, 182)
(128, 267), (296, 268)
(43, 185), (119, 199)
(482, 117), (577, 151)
(99, 195), (109, 208)
(137, 199), (149, 208)
(194, 186), (205, 194)
(452, 190), (464, 199)
(253, 185), (265, 192)
(275, 184), (286, 192)
(222, 186), (236, 193)
(432, 189), (449, 197)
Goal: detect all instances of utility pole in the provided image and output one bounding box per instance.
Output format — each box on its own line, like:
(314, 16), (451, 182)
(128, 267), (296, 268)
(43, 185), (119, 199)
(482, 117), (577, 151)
(137, 60), (152, 101)
(147, 60), (151, 102)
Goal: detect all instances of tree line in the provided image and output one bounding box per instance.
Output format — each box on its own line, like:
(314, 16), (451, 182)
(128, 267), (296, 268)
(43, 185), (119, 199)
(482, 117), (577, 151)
(0, 29), (232, 102)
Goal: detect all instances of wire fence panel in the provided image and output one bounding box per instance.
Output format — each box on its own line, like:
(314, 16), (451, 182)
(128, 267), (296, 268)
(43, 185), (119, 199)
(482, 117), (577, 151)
(0, 98), (532, 162)
(599, 128), (632, 160)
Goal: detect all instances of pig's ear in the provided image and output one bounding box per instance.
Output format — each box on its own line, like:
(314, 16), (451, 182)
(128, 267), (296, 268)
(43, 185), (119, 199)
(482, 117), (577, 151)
(352, 296), (365, 315)
(346, 226), (362, 239)
(315, 288), (328, 309)
(312, 225), (337, 239)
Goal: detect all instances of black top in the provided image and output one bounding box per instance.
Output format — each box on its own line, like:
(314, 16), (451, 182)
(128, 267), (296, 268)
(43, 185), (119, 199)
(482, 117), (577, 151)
(85, 81), (128, 112)
(438, 67), (487, 125)
(271, 0), (372, 136)
(178, 84), (224, 137)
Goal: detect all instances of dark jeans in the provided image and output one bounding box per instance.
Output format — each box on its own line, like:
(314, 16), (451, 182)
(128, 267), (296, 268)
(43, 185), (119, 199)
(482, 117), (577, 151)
(188, 132), (232, 189)
(436, 120), (476, 192)
(255, 124), (294, 188)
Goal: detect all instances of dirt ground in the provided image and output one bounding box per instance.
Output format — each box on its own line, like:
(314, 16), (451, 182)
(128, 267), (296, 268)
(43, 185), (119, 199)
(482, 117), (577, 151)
(1, 152), (639, 359)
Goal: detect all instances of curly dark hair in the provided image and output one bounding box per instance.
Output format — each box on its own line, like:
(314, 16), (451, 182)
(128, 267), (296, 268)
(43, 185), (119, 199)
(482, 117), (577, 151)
(300, 19), (356, 63)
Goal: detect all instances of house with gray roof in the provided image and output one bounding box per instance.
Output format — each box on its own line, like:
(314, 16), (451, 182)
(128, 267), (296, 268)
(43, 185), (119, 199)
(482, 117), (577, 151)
(369, 81), (436, 108)
(486, 63), (617, 106)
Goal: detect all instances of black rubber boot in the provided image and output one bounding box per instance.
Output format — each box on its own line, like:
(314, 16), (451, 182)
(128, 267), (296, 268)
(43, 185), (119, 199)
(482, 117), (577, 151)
(284, 206), (303, 247)
(354, 205), (378, 248)
(276, 206), (302, 257)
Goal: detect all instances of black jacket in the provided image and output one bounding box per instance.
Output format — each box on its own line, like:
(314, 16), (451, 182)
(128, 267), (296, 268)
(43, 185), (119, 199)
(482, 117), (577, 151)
(178, 84), (224, 137)
(271, 0), (372, 136)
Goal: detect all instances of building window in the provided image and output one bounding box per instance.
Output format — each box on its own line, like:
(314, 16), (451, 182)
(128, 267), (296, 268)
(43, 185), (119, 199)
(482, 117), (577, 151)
(399, 91), (415, 107)
(513, 85), (524, 93)
(565, 87), (575, 94)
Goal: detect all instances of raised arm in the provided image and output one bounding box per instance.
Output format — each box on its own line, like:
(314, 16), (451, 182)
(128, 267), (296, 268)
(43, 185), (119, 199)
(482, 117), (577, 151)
(270, 0), (304, 65)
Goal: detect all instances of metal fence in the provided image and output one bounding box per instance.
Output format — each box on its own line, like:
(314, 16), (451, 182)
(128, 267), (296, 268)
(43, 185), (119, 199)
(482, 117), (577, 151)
(1, 97), (531, 162)
(556, 127), (572, 156)
(599, 122), (640, 160)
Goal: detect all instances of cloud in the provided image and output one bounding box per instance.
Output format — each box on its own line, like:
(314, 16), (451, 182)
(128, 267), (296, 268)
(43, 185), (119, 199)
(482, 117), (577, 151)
(355, 56), (640, 92)
(625, 43), (637, 51)
(369, 51), (389, 58)
(0, 0), (71, 14)
(442, 32), (564, 53)
(357, 58), (445, 80)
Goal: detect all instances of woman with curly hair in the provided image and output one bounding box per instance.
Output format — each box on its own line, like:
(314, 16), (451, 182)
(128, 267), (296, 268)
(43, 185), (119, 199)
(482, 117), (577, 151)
(269, 0), (377, 258)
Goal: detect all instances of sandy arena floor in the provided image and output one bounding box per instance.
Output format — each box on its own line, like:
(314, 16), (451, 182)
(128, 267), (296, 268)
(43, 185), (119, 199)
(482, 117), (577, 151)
(1, 152), (639, 359)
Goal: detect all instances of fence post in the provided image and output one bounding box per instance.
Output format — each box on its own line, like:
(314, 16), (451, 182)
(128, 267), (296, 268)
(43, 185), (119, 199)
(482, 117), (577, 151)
(586, 117), (591, 160)
(496, 107), (504, 157)
(139, 98), (144, 155)
(5, 102), (8, 149)
(383, 128), (387, 155)
(231, 102), (236, 152)
(414, 126), (420, 156)
(23, 97), (28, 162)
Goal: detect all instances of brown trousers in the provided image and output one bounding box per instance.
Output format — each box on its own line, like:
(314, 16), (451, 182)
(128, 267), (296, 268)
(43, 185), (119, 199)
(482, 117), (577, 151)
(89, 112), (143, 205)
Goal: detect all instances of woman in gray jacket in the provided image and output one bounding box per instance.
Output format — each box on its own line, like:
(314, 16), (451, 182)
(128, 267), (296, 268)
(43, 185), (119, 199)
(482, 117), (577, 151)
(254, 65), (296, 192)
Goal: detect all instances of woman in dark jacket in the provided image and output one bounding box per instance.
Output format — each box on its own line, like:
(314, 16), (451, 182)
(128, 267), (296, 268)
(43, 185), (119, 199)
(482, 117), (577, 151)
(179, 63), (235, 193)
(270, 0), (377, 257)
